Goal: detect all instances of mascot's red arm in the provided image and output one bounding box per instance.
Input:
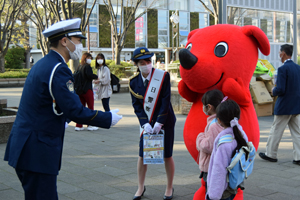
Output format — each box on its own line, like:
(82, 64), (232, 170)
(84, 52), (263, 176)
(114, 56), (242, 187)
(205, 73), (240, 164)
(178, 80), (199, 103)
(178, 24), (270, 200)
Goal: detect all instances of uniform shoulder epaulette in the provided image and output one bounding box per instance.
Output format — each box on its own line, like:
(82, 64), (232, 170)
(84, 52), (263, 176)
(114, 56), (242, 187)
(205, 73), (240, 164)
(129, 72), (140, 81)
(128, 72), (143, 99)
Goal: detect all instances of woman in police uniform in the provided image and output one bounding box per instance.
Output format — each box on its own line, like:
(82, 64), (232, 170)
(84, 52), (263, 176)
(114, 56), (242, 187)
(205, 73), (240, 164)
(129, 47), (176, 200)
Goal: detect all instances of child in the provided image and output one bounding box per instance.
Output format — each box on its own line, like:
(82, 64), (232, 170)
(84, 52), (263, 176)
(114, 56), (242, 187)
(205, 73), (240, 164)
(206, 99), (248, 200)
(196, 90), (224, 189)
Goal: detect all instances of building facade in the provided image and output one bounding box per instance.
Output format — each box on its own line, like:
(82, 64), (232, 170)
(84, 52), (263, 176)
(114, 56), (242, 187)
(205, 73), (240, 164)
(30, 0), (300, 69)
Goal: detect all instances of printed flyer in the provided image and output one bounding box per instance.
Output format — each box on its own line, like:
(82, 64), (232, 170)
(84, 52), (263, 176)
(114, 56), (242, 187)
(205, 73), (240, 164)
(143, 130), (164, 164)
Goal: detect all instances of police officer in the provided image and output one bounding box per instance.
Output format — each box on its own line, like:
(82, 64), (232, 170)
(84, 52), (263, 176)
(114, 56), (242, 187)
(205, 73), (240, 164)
(4, 18), (122, 200)
(129, 47), (176, 200)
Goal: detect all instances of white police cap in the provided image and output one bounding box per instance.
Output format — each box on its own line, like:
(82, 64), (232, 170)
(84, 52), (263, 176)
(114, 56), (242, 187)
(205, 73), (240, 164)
(42, 18), (87, 42)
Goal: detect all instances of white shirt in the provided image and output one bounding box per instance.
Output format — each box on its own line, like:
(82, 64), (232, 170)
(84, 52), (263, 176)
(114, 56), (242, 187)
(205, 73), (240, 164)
(141, 69), (152, 85)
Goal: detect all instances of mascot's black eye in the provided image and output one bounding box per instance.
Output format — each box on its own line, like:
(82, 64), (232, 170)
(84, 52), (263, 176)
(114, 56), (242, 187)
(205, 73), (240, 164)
(214, 42), (228, 57)
(186, 43), (192, 51)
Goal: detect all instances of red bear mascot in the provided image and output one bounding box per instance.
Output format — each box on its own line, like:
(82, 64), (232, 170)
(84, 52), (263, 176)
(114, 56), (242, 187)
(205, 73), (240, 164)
(178, 24), (270, 200)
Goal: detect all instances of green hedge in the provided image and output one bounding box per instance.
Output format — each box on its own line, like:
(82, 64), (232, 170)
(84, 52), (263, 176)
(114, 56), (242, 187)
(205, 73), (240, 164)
(1, 60), (135, 79)
(5, 46), (26, 69)
(92, 60), (136, 78)
(0, 70), (29, 78)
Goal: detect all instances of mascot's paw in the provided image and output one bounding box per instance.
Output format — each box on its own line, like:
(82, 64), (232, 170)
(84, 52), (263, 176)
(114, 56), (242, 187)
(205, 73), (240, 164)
(222, 77), (250, 106)
(178, 80), (198, 102)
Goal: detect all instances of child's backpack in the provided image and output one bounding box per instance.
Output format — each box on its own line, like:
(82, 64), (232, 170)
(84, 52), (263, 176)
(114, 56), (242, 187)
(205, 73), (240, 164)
(73, 67), (86, 95)
(217, 134), (256, 189)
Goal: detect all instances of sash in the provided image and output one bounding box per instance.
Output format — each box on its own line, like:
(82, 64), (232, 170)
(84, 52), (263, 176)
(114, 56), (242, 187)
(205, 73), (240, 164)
(140, 68), (166, 136)
(49, 63), (63, 116)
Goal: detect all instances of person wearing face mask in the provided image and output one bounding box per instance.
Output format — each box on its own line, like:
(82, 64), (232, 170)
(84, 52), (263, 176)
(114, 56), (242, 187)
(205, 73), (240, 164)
(129, 47), (176, 200)
(75, 53), (99, 131)
(259, 44), (300, 166)
(195, 90), (224, 195)
(4, 18), (122, 200)
(93, 53), (112, 111)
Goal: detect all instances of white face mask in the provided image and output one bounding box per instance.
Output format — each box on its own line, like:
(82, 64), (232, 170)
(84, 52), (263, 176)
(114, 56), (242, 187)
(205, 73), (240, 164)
(139, 63), (152, 74)
(86, 59), (92, 64)
(66, 38), (83, 60)
(97, 59), (103, 65)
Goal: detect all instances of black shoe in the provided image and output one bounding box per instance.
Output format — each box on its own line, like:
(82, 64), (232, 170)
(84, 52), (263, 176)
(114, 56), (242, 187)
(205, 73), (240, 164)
(259, 152), (278, 162)
(293, 160), (300, 165)
(163, 188), (174, 200)
(133, 186), (146, 200)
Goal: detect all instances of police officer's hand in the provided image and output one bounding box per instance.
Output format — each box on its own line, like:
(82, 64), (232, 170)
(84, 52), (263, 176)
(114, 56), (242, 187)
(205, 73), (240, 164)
(143, 123), (153, 134)
(153, 122), (163, 134)
(110, 109), (122, 126)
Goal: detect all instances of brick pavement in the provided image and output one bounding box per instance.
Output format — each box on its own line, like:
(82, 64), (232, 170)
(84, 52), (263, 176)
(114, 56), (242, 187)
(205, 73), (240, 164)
(0, 87), (300, 200)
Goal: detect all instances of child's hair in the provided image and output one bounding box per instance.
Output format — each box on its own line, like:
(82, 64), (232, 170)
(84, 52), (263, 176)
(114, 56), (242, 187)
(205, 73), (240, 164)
(216, 99), (248, 158)
(202, 89), (224, 108)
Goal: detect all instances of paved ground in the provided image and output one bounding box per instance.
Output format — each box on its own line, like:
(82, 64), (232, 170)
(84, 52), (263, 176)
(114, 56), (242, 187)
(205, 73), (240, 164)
(0, 87), (300, 200)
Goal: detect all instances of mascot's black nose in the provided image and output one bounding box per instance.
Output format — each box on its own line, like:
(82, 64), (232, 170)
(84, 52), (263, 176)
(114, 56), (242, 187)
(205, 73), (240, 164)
(179, 49), (198, 70)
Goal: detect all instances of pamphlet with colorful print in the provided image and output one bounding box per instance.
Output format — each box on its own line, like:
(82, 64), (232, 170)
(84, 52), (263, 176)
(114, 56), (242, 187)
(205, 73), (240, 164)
(143, 130), (164, 164)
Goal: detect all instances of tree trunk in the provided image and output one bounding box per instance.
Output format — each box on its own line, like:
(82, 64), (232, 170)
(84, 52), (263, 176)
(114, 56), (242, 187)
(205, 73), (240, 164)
(0, 53), (5, 73)
(114, 45), (121, 65)
(25, 49), (31, 69)
(215, 14), (218, 24)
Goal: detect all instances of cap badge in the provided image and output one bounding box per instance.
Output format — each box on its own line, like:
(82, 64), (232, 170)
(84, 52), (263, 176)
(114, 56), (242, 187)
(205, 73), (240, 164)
(141, 49), (145, 53)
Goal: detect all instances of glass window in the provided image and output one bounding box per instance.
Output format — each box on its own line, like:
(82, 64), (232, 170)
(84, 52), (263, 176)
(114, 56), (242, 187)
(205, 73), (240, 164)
(86, 4), (98, 47)
(113, 6), (122, 33)
(259, 11), (274, 42)
(194, 0), (211, 12)
(179, 11), (189, 47)
(199, 13), (208, 28)
(227, 6), (293, 44)
(158, 10), (168, 49)
(135, 9), (147, 47)
(173, 0), (188, 11)
(149, 0), (167, 9)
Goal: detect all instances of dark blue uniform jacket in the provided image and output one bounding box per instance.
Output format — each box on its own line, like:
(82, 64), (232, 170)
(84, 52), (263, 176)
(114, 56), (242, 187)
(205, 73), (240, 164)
(129, 68), (176, 130)
(273, 60), (300, 115)
(4, 50), (112, 175)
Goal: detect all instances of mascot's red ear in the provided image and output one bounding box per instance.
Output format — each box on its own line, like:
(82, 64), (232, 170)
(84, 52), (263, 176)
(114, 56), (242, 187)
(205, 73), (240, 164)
(187, 29), (199, 41)
(242, 25), (270, 56)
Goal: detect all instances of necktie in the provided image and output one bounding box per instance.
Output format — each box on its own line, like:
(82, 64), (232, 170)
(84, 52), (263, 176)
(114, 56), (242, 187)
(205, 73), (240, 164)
(144, 79), (149, 88)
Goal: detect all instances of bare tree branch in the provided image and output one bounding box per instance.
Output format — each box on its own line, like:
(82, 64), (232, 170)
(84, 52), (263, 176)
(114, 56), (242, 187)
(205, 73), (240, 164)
(199, 0), (214, 16)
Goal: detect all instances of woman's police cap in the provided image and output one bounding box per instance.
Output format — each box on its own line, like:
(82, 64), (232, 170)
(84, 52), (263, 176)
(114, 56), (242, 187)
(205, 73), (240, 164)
(132, 47), (154, 62)
(43, 18), (87, 42)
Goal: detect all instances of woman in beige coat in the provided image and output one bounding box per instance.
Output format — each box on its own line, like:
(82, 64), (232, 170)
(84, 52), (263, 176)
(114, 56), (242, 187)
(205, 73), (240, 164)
(94, 53), (112, 111)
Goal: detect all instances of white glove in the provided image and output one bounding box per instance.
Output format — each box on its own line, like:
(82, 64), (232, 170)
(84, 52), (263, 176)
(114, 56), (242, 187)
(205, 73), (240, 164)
(65, 122), (69, 129)
(110, 109), (122, 126)
(153, 122), (163, 134)
(143, 123), (153, 134)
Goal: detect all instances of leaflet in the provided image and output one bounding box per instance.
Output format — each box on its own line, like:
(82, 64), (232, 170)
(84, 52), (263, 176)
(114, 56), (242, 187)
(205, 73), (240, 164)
(143, 130), (164, 164)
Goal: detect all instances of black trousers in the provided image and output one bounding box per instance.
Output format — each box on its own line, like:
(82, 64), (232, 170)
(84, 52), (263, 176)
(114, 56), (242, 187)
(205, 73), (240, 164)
(101, 97), (110, 111)
(16, 168), (58, 200)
